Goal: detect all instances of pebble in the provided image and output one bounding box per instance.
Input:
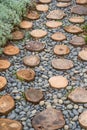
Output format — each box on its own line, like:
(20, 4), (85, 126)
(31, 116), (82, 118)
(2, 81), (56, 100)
(67, 104), (73, 109)
(64, 125), (69, 130)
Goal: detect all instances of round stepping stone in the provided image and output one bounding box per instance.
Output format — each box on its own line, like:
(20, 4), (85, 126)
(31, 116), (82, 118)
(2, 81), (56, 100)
(36, 4), (48, 12)
(47, 10), (66, 20)
(49, 76), (68, 89)
(79, 111), (87, 128)
(0, 118), (22, 130)
(0, 59), (10, 71)
(32, 108), (65, 129)
(25, 41), (45, 52)
(30, 29), (47, 39)
(70, 36), (85, 46)
(12, 31), (24, 40)
(71, 5), (87, 15)
(51, 32), (66, 41)
(68, 88), (87, 103)
(0, 94), (15, 115)
(78, 50), (87, 61)
(39, 0), (51, 4)
(17, 69), (35, 82)
(57, 2), (71, 7)
(46, 21), (62, 28)
(52, 59), (74, 70)
(64, 25), (83, 34)
(23, 55), (40, 67)
(57, 0), (71, 2)
(3, 45), (20, 56)
(76, 0), (87, 4)
(27, 11), (40, 20)
(54, 45), (70, 55)
(69, 16), (85, 23)
(0, 76), (7, 91)
(19, 20), (33, 29)
(25, 88), (43, 104)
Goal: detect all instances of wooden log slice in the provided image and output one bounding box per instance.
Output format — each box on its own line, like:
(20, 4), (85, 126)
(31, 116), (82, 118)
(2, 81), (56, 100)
(26, 11), (40, 20)
(23, 55), (40, 67)
(78, 50), (87, 61)
(25, 41), (45, 52)
(69, 16), (85, 23)
(25, 88), (43, 104)
(39, 0), (51, 4)
(11, 31), (24, 40)
(46, 21), (62, 28)
(3, 45), (20, 56)
(52, 58), (74, 70)
(36, 4), (49, 12)
(17, 69), (35, 82)
(0, 76), (7, 91)
(47, 10), (66, 20)
(51, 32), (66, 41)
(32, 108), (65, 130)
(68, 88), (87, 103)
(49, 76), (68, 89)
(0, 118), (22, 130)
(57, 2), (71, 7)
(76, 0), (87, 5)
(79, 111), (87, 128)
(0, 94), (15, 115)
(64, 25), (83, 34)
(71, 5), (87, 15)
(54, 45), (70, 55)
(70, 36), (85, 46)
(19, 20), (33, 29)
(30, 29), (47, 39)
(0, 59), (10, 71)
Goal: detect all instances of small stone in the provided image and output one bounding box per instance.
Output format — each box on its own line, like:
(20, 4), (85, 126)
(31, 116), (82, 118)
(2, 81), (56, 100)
(17, 69), (35, 82)
(0, 59), (10, 71)
(51, 32), (66, 41)
(64, 125), (69, 130)
(0, 118), (22, 130)
(25, 88), (44, 104)
(67, 104), (73, 109)
(11, 31), (24, 40)
(70, 36), (85, 46)
(39, 0), (51, 3)
(52, 58), (74, 70)
(47, 10), (66, 20)
(78, 50), (87, 61)
(57, 0), (71, 2)
(68, 87), (87, 103)
(36, 4), (49, 12)
(54, 44), (70, 55)
(19, 20), (33, 29)
(46, 21), (62, 28)
(49, 76), (68, 89)
(71, 5), (87, 15)
(57, 2), (70, 7)
(26, 41), (45, 52)
(23, 55), (40, 67)
(0, 94), (15, 115)
(3, 45), (20, 56)
(64, 25), (83, 34)
(27, 11), (40, 20)
(79, 111), (87, 128)
(39, 101), (45, 106)
(69, 16), (85, 23)
(59, 99), (63, 104)
(74, 104), (79, 109)
(32, 108), (65, 129)
(0, 76), (7, 91)
(30, 29), (47, 38)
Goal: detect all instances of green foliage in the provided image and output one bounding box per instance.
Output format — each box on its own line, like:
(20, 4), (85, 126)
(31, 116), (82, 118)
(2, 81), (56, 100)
(82, 23), (87, 32)
(85, 36), (87, 44)
(0, 0), (31, 46)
